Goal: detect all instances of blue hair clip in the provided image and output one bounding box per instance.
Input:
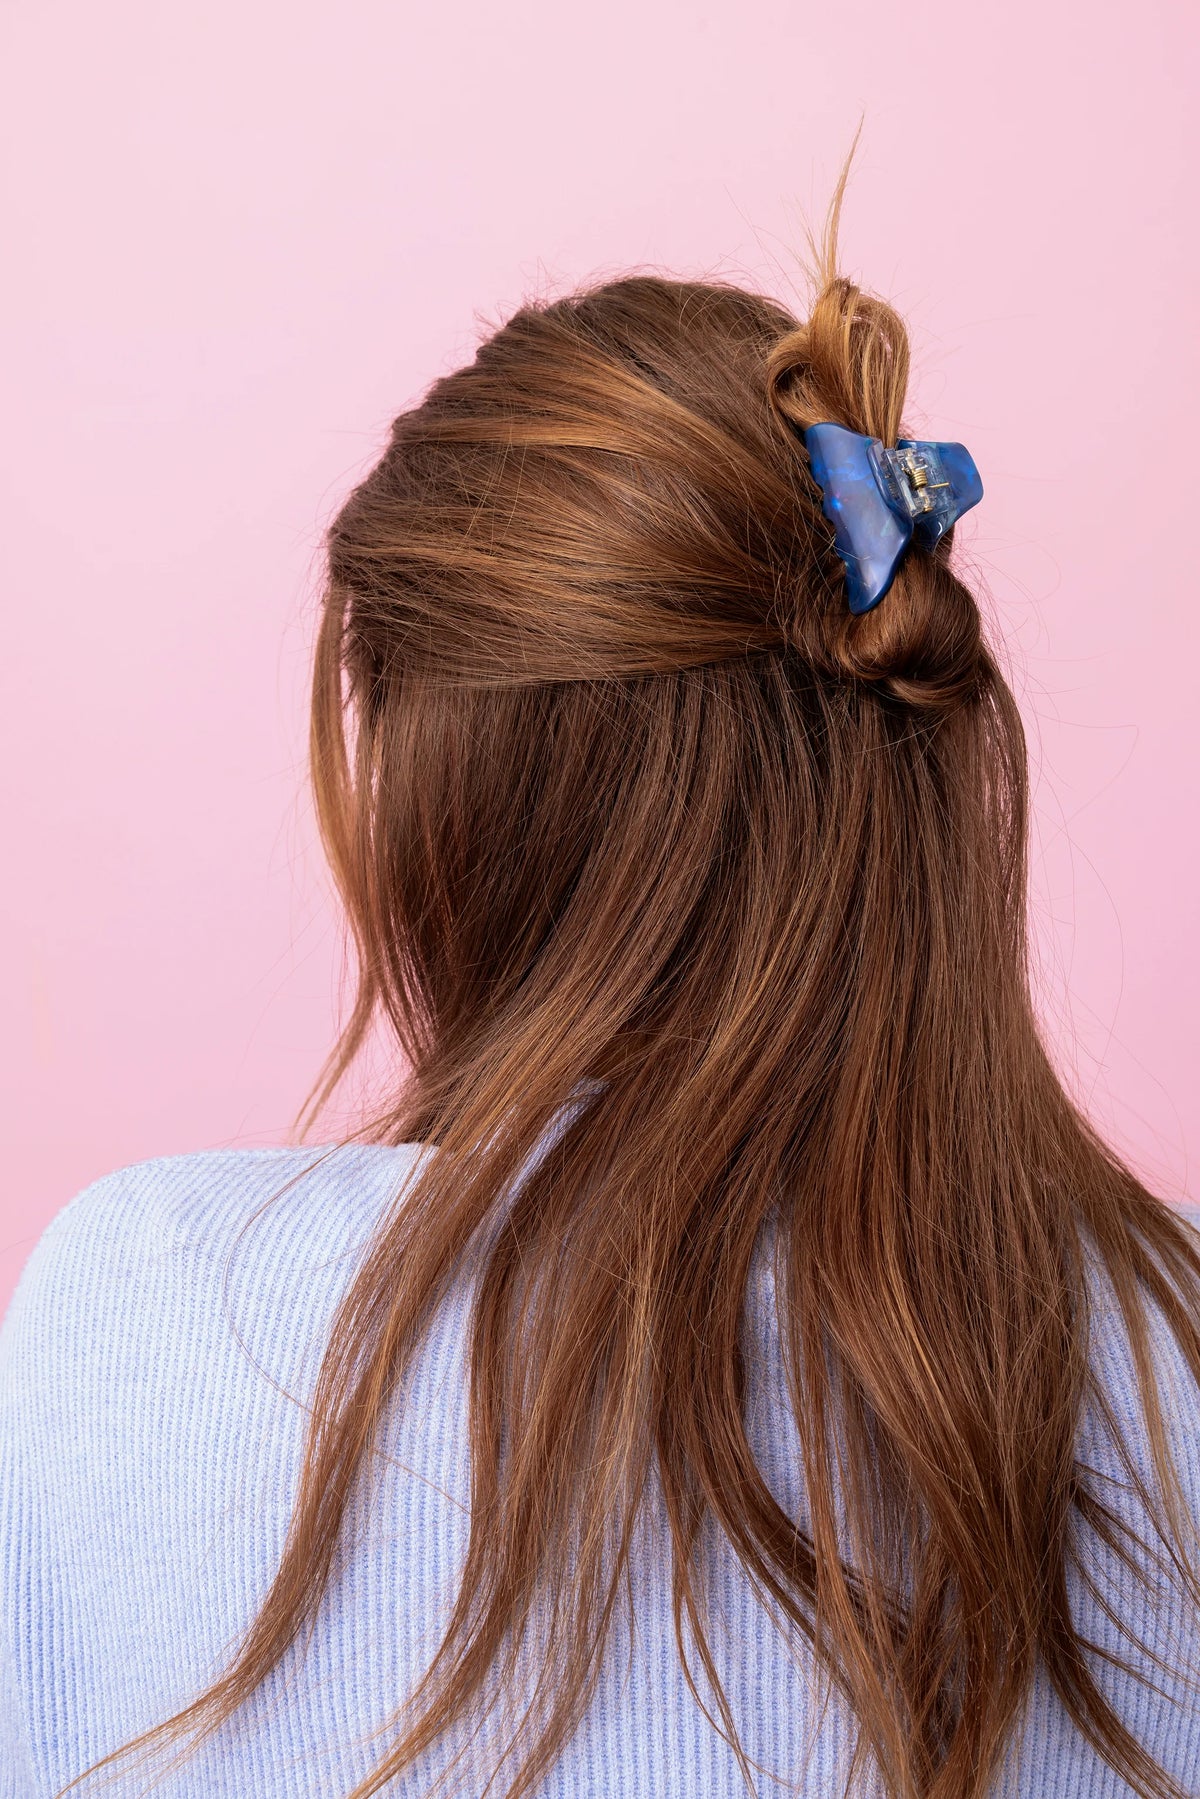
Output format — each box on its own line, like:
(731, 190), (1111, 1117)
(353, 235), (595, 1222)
(803, 422), (983, 615)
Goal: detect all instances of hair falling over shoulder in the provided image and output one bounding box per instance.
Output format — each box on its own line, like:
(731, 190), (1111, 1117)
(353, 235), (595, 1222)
(82, 189), (1200, 1799)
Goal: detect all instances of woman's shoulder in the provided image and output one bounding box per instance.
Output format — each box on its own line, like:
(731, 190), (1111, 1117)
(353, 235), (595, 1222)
(13, 1139), (427, 1253)
(0, 1142), (429, 1405)
(0, 1141), (469, 1797)
(1077, 1201), (1200, 1490)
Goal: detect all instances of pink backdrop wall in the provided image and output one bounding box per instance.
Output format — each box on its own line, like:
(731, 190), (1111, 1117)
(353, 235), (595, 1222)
(2, 1), (1197, 1307)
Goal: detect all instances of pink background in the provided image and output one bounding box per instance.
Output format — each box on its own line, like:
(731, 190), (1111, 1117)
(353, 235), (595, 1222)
(2, 2), (1197, 1308)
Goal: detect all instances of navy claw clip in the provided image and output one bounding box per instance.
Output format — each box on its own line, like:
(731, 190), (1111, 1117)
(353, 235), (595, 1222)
(803, 422), (983, 615)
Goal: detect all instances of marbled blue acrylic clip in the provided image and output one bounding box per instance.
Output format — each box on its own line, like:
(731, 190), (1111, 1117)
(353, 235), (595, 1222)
(803, 422), (983, 614)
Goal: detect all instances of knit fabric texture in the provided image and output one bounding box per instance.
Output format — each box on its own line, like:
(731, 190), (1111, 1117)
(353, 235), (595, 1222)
(2, 1136), (1198, 1798)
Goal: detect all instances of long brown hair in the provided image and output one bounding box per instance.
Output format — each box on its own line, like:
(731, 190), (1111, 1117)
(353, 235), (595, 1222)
(79, 204), (1200, 1799)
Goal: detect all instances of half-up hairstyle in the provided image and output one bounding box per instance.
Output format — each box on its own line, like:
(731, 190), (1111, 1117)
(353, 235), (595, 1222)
(80, 203), (1200, 1799)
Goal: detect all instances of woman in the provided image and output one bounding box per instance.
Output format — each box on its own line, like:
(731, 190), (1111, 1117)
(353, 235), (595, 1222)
(3, 216), (1199, 1799)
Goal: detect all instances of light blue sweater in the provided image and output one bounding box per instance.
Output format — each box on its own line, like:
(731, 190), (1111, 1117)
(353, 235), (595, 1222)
(2, 1138), (1199, 1798)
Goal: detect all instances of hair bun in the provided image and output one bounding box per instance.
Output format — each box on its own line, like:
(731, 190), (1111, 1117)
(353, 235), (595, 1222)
(820, 553), (984, 714)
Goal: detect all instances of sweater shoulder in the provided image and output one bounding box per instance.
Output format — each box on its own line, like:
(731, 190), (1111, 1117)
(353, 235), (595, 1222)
(11, 1140), (422, 1256)
(0, 1143), (429, 1400)
(1078, 1201), (1200, 1483)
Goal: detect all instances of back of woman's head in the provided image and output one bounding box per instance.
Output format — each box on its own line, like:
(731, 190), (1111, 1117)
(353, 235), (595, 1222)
(95, 236), (1200, 1799)
(330, 261), (981, 698)
(315, 259), (1005, 1097)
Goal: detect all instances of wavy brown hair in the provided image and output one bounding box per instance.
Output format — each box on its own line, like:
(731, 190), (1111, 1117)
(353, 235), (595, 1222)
(78, 211), (1200, 1799)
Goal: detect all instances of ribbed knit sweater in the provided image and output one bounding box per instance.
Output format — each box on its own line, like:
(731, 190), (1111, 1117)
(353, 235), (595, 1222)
(2, 1135), (1198, 1797)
